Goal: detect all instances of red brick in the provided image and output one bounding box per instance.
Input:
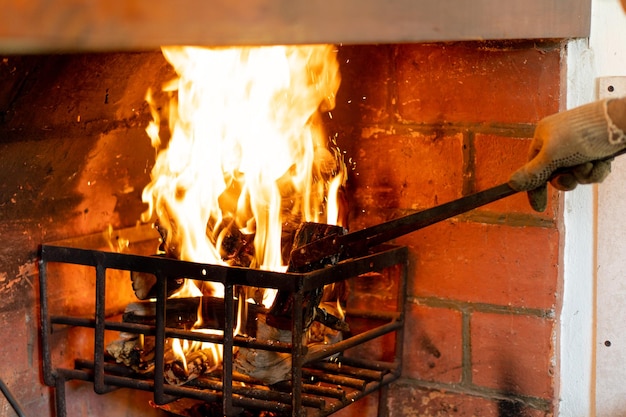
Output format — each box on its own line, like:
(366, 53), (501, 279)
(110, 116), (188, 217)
(344, 323), (398, 363)
(403, 303), (463, 384)
(471, 313), (555, 399)
(386, 384), (553, 417)
(346, 268), (404, 363)
(7, 52), (174, 128)
(348, 132), (465, 211)
(400, 221), (559, 310)
(349, 267), (402, 312)
(474, 134), (559, 218)
(0, 307), (44, 390)
(64, 386), (162, 417)
(395, 42), (562, 124)
(333, 45), (394, 125)
(331, 393), (379, 417)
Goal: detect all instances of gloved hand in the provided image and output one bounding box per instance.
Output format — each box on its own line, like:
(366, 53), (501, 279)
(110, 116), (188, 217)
(508, 98), (626, 212)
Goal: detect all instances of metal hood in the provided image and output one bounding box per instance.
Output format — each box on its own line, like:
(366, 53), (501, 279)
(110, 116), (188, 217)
(0, 0), (590, 53)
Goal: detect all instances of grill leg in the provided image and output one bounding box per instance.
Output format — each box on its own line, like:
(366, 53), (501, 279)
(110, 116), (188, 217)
(54, 376), (67, 417)
(377, 384), (390, 417)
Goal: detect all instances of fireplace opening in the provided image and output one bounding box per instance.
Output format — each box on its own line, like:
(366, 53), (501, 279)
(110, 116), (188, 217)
(29, 44), (412, 417)
(1, 39), (563, 417)
(39, 227), (407, 417)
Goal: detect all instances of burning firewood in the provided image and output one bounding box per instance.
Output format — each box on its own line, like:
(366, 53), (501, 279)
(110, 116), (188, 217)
(106, 332), (142, 368)
(122, 296), (348, 335)
(233, 222), (350, 385)
(107, 294), (349, 385)
(307, 303), (350, 346)
(106, 333), (156, 373)
(130, 269), (185, 300)
(266, 222), (347, 331)
(164, 348), (220, 385)
(214, 219), (256, 267)
(122, 296), (265, 336)
(234, 301), (346, 385)
(233, 315), (294, 385)
(114, 218), (350, 387)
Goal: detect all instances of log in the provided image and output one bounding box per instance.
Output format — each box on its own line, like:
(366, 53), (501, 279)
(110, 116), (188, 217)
(130, 269), (185, 300)
(123, 296), (265, 336)
(234, 222), (349, 385)
(214, 220), (256, 267)
(123, 296), (348, 334)
(109, 300), (347, 384)
(266, 222), (346, 331)
(123, 221), (350, 386)
(234, 302), (346, 384)
(233, 315), (294, 385)
(106, 332), (156, 373)
(164, 348), (220, 385)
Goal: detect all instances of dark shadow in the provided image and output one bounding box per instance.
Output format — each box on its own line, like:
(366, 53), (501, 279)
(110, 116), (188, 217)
(498, 399), (527, 417)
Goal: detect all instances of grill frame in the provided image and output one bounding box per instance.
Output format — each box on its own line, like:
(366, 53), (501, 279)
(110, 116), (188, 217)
(39, 235), (407, 417)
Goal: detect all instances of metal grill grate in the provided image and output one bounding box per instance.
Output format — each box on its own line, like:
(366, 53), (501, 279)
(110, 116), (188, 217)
(39, 236), (407, 417)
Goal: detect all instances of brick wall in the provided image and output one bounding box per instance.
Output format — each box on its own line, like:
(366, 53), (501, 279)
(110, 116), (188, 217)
(0, 53), (168, 417)
(330, 41), (564, 416)
(0, 42), (565, 416)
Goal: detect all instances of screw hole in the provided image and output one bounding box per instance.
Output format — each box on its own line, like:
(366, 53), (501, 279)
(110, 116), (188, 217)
(605, 340), (612, 347)
(608, 85), (615, 92)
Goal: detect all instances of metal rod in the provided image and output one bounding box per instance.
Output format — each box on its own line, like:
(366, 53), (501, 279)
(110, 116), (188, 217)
(344, 309), (401, 321)
(222, 283), (235, 416)
(93, 259), (108, 394)
(153, 271), (168, 405)
(0, 379), (26, 417)
(187, 377), (326, 409)
(393, 258), (408, 381)
(377, 384), (390, 417)
(289, 183), (517, 269)
(55, 374), (67, 417)
(38, 255), (56, 387)
(50, 316), (294, 352)
(51, 316), (155, 335)
(298, 383), (346, 400)
(302, 368), (366, 390)
(304, 320), (402, 364)
(308, 361), (383, 382)
(292, 285), (305, 416)
(39, 236), (408, 416)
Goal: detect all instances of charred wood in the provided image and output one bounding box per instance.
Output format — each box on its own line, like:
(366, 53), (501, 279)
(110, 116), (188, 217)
(130, 269), (184, 300)
(122, 296), (265, 335)
(233, 315), (294, 385)
(266, 222), (346, 331)
(234, 302), (346, 384)
(106, 333), (156, 373)
(164, 348), (220, 385)
(122, 296), (348, 334)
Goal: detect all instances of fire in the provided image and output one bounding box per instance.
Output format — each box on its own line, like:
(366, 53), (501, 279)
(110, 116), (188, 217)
(140, 44), (345, 377)
(142, 44), (344, 272)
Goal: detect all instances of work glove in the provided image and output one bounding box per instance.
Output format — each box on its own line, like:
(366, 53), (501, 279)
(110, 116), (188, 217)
(508, 98), (626, 212)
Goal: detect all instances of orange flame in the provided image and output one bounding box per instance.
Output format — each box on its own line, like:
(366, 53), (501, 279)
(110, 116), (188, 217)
(142, 45), (344, 273)
(141, 44), (344, 366)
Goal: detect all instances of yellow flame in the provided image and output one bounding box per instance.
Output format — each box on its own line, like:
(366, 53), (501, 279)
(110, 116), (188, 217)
(142, 44), (343, 271)
(141, 44), (344, 366)
(103, 224), (130, 253)
(171, 338), (189, 372)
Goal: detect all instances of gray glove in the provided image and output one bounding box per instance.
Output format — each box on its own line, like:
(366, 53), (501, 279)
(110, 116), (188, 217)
(508, 98), (626, 212)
